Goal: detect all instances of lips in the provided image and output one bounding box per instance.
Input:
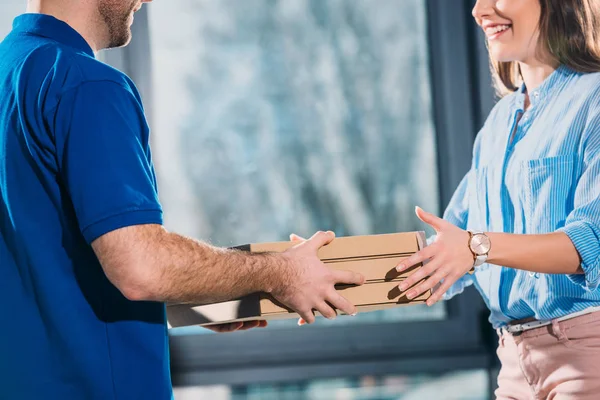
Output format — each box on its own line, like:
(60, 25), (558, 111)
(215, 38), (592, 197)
(484, 24), (511, 39)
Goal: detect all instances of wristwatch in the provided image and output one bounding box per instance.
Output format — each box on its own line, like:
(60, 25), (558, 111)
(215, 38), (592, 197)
(467, 231), (491, 274)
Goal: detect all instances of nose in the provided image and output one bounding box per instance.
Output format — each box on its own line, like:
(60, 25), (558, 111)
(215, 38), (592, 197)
(472, 0), (495, 24)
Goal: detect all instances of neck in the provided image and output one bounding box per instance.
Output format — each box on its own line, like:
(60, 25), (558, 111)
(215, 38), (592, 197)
(27, 0), (105, 53)
(518, 58), (558, 93)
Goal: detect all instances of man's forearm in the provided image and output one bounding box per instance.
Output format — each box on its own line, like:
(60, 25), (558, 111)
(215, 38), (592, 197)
(93, 225), (291, 304)
(150, 231), (288, 304)
(94, 226), (363, 322)
(487, 232), (583, 274)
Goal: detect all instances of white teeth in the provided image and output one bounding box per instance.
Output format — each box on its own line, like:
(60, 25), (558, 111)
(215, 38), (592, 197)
(487, 25), (511, 36)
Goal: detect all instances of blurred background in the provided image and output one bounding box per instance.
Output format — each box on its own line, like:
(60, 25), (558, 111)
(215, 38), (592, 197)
(1, 0), (499, 398)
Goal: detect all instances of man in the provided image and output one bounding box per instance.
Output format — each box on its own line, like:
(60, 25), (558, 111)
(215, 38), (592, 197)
(0, 0), (365, 399)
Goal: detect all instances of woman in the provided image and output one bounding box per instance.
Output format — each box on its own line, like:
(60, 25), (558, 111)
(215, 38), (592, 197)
(396, 0), (600, 398)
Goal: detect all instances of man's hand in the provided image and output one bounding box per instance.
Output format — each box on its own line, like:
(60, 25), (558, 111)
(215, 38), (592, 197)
(203, 320), (268, 333)
(92, 225), (363, 318)
(275, 232), (365, 325)
(395, 207), (473, 306)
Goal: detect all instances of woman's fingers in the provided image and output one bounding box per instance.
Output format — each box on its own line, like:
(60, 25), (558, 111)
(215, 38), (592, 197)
(396, 245), (436, 272)
(405, 267), (449, 300)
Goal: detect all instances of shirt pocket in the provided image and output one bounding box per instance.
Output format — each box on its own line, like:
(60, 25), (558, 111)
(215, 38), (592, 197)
(522, 154), (576, 234)
(467, 166), (489, 231)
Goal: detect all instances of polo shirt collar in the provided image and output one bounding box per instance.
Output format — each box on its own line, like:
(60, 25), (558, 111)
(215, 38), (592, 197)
(12, 13), (95, 58)
(514, 64), (575, 110)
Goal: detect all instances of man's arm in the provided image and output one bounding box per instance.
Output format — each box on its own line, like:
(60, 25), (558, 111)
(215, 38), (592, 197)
(92, 226), (365, 324)
(50, 81), (363, 324)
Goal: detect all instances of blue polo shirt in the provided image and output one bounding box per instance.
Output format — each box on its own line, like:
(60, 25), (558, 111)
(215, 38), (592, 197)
(0, 14), (172, 399)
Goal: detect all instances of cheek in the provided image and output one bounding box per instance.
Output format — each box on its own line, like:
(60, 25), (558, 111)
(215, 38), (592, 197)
(493, 0), (516, 18)
(513, 22), (540, 54)
(516, 2), (542, 41)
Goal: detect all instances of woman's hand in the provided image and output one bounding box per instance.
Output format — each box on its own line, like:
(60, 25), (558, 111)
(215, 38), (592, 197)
(203, 320), (268, 333)
(395, 207), (474, 306)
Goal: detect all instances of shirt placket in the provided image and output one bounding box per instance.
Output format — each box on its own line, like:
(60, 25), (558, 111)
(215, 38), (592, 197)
(501, 98), (540, 279)
(500, 102), (524, 235)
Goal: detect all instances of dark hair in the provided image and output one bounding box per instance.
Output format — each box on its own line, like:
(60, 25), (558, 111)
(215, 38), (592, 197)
(491, 0), (600, 96)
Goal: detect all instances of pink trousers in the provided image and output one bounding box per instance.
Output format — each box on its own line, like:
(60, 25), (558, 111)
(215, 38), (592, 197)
(495, 311), (600, 399)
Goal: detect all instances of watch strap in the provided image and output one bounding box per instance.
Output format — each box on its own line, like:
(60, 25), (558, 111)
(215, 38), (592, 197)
(474, 254), (487, 267)
(467, 231), (489, 274)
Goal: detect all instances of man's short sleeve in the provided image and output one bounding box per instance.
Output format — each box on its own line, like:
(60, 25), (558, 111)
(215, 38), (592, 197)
(50, 80), (163, 244)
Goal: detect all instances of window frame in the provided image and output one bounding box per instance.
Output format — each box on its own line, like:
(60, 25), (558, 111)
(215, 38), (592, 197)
(102, 0), (498, 389)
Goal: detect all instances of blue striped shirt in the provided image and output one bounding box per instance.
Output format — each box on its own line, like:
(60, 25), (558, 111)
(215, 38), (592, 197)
(442, 65), (600, 328)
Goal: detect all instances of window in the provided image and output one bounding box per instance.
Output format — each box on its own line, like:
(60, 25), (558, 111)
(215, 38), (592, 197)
(174, 370), (489, 400)
(148, 0), (440, 244)
(149, 0), (445, 336)
(0, 1), (24, 39)
(105, 0), (496, 397)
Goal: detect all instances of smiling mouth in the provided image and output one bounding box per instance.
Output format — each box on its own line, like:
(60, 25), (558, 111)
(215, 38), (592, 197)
(485, 24), (512, 39)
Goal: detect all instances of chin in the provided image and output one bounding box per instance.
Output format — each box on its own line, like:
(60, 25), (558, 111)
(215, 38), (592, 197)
(489, 47), (520, 63)
(121, 35), (133, 48)
(108, 33), (133, 49)
(120, 37), (133, 48)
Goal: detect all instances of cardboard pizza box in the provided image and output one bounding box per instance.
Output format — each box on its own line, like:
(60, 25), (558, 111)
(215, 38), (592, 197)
(167, 231), (429, 328)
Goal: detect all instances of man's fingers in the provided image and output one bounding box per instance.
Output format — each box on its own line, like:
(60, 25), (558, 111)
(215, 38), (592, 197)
(209, 322), (243, 333)
(327, 291), (357, 316)
(290, 233), (306, 242)
(209, 320), (267, 332)
(227, 322), (243, 332)
(332, 269), (365, 286)
(315, 302), (337, 320)
(306, 230), (335, 251)
(297, 309), (315, 325)
(396, 245), (435, 272)
(238, 320), (261, 331)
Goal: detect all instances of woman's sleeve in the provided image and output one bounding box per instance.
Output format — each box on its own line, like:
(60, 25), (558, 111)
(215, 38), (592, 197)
(557, 113), (600, 291)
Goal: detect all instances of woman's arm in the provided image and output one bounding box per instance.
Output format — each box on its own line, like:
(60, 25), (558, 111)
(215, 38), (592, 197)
(398, 110), (600, 306)
(399, 134), (600, 305)
(486, 232), (581, 274)
(396, 209), (585, 307)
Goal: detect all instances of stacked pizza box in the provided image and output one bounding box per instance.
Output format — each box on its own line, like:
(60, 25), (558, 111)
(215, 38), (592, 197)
(167, 231), (430, 327)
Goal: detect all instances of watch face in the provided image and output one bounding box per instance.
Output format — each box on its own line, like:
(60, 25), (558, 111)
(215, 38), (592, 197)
(470, 233), (491, 255)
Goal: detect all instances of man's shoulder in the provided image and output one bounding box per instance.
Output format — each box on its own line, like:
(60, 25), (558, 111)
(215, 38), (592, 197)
(20, 41), (141, 114)
(57, 49), (139, 101)
(14, 40), (129, 84)
(69, 52), (137, 92)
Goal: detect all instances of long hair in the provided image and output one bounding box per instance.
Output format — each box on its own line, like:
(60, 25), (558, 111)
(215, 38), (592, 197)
(490, 0), (600, 96)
